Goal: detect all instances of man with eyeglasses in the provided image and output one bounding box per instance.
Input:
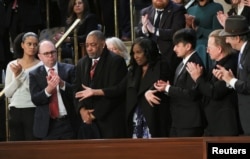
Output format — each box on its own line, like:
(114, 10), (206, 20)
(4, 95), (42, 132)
(75, 30), (128, 139)
(29, 40), (79, 140)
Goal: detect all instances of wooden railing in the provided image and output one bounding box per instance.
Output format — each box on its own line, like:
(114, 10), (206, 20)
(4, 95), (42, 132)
(1, 137), (250, 159)
(0, 138), (203, 159)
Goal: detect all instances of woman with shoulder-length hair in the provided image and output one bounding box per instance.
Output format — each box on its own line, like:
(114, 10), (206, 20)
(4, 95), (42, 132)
(54, 0), (99, 59)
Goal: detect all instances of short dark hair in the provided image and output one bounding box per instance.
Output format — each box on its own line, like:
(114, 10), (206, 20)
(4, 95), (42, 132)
(173, 28), (197, 49)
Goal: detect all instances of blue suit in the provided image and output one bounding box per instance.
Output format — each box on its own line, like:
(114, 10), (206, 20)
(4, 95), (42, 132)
(29, 62), (78, 138)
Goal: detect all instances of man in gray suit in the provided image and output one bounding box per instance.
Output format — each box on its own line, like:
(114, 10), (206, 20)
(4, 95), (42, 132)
(214, 15), (250, 135)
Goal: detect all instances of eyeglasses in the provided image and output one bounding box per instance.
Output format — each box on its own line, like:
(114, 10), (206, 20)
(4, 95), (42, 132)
(40, 50), (57, 57)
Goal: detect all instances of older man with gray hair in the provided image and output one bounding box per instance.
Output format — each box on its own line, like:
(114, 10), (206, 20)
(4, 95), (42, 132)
(213, 15), (250, 135)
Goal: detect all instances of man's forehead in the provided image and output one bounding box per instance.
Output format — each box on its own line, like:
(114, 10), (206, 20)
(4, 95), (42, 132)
(39, 42), (54, 52)
(87, 35), (97, 41)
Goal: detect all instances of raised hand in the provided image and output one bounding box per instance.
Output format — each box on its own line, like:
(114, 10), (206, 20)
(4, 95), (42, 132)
(46, 70), (60, 94)
(10, 62), (22, 77)
(186, 62), (203, 82)
(212, 65), (235, 83)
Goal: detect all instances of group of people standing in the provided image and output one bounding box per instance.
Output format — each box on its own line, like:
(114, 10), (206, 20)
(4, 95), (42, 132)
(2, 0), (250, 141)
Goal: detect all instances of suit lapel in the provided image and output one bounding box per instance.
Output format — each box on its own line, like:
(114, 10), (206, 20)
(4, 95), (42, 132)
(38, 66), (48, 88)
(149, 6), (155, 24)
(160, 3), (173, 27)
(57, 63), (64, 79)
(92, 50), (107, 81)
(175, 53), (198, 84)
(240, 42), (250, 65)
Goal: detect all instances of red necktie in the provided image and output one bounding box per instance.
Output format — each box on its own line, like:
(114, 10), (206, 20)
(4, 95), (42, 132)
(90, 60), (98, 79)
(48, 68), (59, 119)
(12, 0), (18, 9)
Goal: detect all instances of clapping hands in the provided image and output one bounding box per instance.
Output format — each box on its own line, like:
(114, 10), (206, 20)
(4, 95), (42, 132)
(141, 14), (155, 34)
(9, 61), (22, 77)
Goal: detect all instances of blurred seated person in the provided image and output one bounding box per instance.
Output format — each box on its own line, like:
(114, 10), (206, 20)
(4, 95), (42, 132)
(54, 0), (98, 61)
(106, 37), (130, 65)
(186, 0), (223, 69)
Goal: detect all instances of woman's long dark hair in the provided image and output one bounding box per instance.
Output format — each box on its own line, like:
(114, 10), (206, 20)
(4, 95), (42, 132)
(66, 0), (90, 25)
(129, 37), (161, 75)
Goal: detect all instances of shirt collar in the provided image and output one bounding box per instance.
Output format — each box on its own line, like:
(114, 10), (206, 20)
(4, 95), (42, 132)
(45, 63), (58, 73)
(240, 42), (247, 55)
(92, 57), (100, 63)
(182, 51), (195, 64)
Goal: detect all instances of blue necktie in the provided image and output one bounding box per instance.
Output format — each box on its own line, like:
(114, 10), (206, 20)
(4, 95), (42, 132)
(238, 52), (243, 69)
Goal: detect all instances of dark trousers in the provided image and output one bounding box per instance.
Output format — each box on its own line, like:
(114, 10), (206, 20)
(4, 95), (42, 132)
(170, 127), (204, 137)
(99, 0), (114, 37)
(43, 117), (75, 140)
(9, 107), (36, 141)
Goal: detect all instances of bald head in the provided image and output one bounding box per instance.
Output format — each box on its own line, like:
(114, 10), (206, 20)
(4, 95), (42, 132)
(38, 40), (58, 68)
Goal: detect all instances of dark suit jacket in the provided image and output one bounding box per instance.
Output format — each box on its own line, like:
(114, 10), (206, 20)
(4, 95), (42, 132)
(75, 48), (128, 138)
(168, 53), (204, 129)
(136, 1), (186, 79)
(228, 5), (250, 26)
(235, 41), (250, 134)
(5, 0), (42, 28)
(29, 62), (78, 138)
(125, 61), (170, 137)
(236, 42), (250, 94)
(196, 54), (239, 136)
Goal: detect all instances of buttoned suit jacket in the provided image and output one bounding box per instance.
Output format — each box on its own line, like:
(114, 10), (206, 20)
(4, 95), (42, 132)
(29, 62), (78, 138)
(75, 48), (128, 138)
(168, 53), (204, 129)
(136, 1), (186, 80)
(196, 54), (239, 136)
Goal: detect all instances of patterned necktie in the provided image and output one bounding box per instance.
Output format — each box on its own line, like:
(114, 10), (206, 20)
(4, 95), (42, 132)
(154, 10), (163, 29)
(90, 60), (98, 79)
(174, 61), (184, 84)
(48, 68), (59, 119)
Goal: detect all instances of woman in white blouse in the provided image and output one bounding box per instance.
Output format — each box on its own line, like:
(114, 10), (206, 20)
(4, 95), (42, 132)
(4, 32), (42, 141)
